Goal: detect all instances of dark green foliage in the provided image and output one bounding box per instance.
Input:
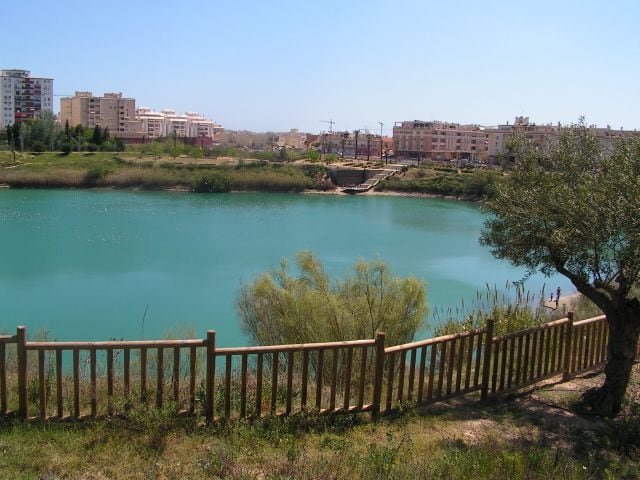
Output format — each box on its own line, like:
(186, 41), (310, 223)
(307, 150), (321, 162)
(299, 163), (329, 179)
(192, 172), (231, 193)
(31, 140), (46, 153)
(61, 141), (72, 155)
(378, 169), (501, 198)
(83, 165), (107, 186)
(92, 125), (103, 145)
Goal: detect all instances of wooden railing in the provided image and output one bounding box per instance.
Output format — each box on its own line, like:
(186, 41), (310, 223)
(17, 330), (206, 420)
(0, 314), (637, 422)
(211, 334), (382, 420)
(382, 328), (487, 411)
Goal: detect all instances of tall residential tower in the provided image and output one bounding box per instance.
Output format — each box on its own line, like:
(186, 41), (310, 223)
(1, 69), (54, 128)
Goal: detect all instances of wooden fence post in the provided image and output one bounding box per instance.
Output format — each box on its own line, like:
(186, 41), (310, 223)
(372, 332), (386, 421)
(562, 312), (574, 380)
(205, 330), (216, 422)
(480, 318), (494, 401)
(17, 326), (27, 419)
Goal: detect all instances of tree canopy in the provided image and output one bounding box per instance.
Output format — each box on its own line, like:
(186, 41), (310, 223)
(481, 121), (640, 416)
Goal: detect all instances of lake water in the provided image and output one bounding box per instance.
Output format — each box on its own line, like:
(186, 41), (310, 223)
(0, 190), (572, 345)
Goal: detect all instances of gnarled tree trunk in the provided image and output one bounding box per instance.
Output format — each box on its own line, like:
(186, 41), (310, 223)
(583, 307), (640, 417)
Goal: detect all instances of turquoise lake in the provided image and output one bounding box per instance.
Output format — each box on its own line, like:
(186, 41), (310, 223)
(0, 190), (572, 345)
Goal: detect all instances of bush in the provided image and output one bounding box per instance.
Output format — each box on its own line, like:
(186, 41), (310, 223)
(377, 169), (501, 198)
(83, 165), (107, 186)
(192, 172), (231, 193)
(31, 140), (46, 153)
(237, 251), (428, 347)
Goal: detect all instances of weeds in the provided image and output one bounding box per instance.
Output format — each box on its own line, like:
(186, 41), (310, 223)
(434, 282), (557, 337)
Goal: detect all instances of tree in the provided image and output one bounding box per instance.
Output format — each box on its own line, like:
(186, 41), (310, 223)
(354, 130), (360, 161)
(11, 122), (22, 152)
(6, 125), (17, 162)
(32, 110), (56, 151)
(341, 131), (348, 159)
(236, 251), (428, 348)
(74, 125), (84, 152)
(480, 121), (640, 417)
(92, 125), (103, 146)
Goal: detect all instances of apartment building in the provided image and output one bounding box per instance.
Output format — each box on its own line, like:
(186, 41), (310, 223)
(217, 131), (279, 149)
(393, 120), (489, 162)
(276, 129), (308, 149)
(394, 116), (640, 163)
(1, 69), (54, 128)
(136, 108), (223, 140)
(59, 91), (139, 134)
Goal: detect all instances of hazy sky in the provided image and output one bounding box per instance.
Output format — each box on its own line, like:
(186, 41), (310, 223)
(5, 0), (639, 133)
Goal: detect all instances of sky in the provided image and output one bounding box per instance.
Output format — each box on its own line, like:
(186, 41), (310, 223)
(5, 0), (640, 134)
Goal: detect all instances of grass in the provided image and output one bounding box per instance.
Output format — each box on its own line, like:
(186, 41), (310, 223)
(377, 163), (502, 199)
(1, 364), (638, 479)
(0, 151), (325, 193)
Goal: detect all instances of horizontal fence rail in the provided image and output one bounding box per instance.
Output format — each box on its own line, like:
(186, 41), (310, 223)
(1, 313), (638, 422)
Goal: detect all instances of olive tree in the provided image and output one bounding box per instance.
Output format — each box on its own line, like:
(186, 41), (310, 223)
(236, 251), (428, 347)
(480, 122), (640, 416)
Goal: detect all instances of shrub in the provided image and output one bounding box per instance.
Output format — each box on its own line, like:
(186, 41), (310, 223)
(192, 172), (231, 193)
(83, 165), (107, 186)
(31, 140), (46, 153)
(237, 251), (428, 347)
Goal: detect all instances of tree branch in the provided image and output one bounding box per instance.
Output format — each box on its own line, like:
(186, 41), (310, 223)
(554, 262), (610, 311)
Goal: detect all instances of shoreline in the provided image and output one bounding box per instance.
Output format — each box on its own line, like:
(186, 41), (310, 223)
(303, 187), (482, 202)
(0, 182), (482, 201)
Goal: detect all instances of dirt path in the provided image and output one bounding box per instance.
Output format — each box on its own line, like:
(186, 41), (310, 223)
(421, 362), (639, 455)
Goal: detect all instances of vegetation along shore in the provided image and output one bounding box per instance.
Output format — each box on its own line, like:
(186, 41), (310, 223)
(0, 149), (502, 200)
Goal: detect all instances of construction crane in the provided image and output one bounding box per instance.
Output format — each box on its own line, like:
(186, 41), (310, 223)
(319, 119), (334, 133)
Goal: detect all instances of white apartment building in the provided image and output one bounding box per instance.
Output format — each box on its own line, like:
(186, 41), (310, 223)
(136, 108), (223, 139)
(1, 69), (53, 128)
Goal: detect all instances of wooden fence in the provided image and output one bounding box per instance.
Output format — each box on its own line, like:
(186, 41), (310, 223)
(0, 313), (638, 422)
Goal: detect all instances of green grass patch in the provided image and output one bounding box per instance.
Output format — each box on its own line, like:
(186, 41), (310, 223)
(0, 152), (325, 193)
(0, 398), (637, 479)
(378, 166), (502, 199)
